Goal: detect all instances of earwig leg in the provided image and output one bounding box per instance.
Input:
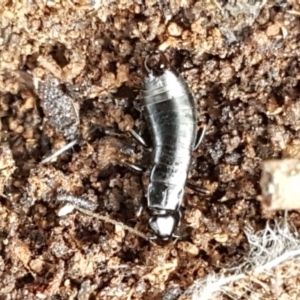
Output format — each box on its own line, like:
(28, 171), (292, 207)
(100, 127), (150, 150)
(129, 129), (150, 149)
(172, 233), (182, 239)
(123, 161), (145, 172)
(172, 232), (189, 239)
(186, 181), (210, 195)
(194, 123), (208, 151)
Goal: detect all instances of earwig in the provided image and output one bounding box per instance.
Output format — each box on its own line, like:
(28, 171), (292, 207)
(139, 52), (207, 239)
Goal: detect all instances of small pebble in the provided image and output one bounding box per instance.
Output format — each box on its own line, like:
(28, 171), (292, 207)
(167, 22), (183, 37)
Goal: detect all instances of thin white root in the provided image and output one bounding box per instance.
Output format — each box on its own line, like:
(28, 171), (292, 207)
(212, 0), (223, 11)
(40, 140), (78, 164)
(56, 194), (151, 242)
(287, 10), (300, 16)
(75, 206), (153, 244)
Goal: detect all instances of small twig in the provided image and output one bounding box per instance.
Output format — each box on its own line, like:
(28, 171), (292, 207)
(75, 206), (154, 244)
(287, 10), (300, 16)
(40, 139), (78, 164)
(71, 97), (80, 126)
(212, 0), (223, 11)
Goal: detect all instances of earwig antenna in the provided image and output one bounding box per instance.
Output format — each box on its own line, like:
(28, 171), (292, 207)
(157, 51), (169, 70)
(144, 55), (152, 74)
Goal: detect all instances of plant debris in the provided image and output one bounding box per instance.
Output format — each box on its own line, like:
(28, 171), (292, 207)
(0, 144), (16, 195)
(34, 74), (80, 140)
(260, 159), (300, 210)
(181, 217), (300, 299)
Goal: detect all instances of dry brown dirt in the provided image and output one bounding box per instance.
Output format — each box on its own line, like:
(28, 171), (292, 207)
(1, 0), (300, 299)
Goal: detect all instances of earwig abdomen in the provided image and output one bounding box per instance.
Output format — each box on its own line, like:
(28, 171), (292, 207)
(143, 63), (198, 239)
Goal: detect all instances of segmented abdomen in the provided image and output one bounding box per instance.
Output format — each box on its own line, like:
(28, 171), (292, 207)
(143, 69), (197, 188)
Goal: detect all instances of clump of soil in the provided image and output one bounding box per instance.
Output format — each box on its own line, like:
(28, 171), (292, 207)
(1, 0), (300, 299)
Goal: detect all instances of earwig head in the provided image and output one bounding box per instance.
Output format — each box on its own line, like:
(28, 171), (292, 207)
(143, 53), (183, 99)
(148, 214), (178, 239)
(143, 51), (170, 77)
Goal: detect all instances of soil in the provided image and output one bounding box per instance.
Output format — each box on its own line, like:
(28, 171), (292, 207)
(0, 0), (300, 299)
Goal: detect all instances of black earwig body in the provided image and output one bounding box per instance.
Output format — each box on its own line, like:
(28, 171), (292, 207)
(142, 54), (199, 239)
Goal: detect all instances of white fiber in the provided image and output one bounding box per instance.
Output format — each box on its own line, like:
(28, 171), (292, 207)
(182, 215), (300, 299)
